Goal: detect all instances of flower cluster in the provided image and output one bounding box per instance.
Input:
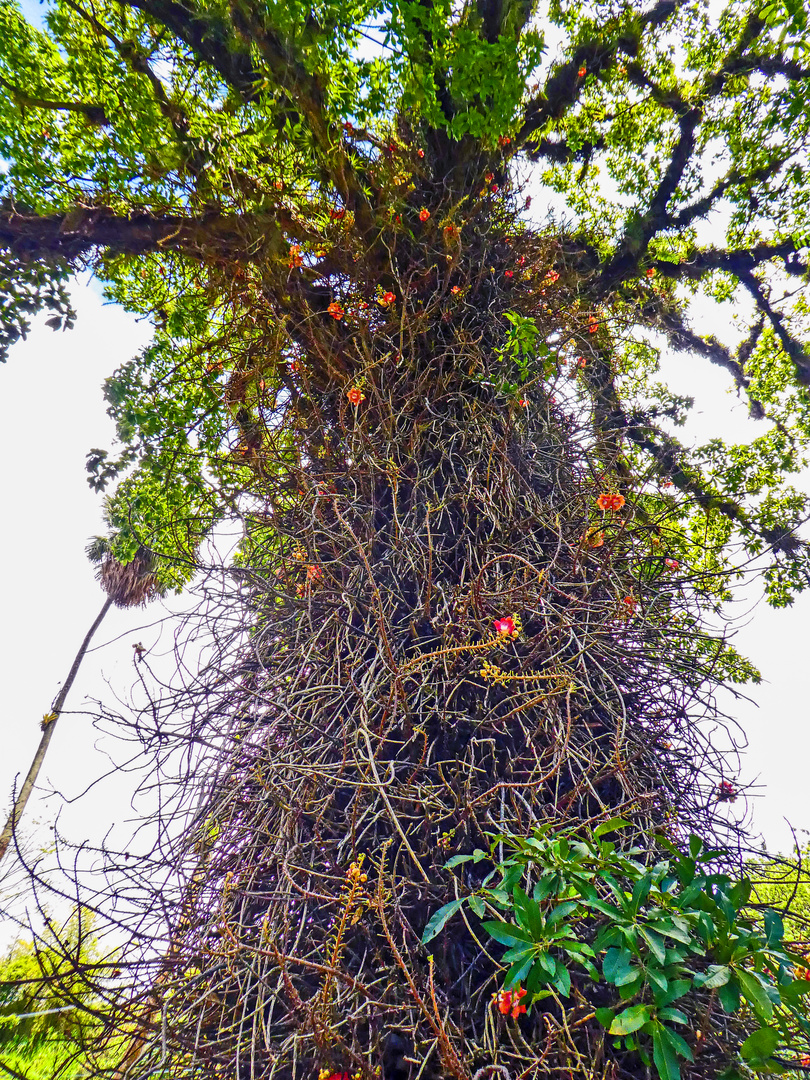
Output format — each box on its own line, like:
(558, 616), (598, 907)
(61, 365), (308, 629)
(479, 660), (507, 685)
(327, 301), (344, 320)
(717, 780), (737, 803)
(596, 492), (625, 512)
(495, 986), (527, 1018)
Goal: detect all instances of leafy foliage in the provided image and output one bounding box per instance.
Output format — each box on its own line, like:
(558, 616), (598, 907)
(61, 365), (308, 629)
(428, 823), (810, 1079)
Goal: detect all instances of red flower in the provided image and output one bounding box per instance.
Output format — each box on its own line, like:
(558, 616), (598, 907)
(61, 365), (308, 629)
(518, 398), (528, 407)
(327, 301), (344, 320)
(717, 780), (737, 803)
(577, 65), (587, 77)
(484, 172), (494, 183)
(524, 196), (532, 209)
(288, 245), (303, 269)
(347, 387), (365, 406)
(343, 121), (354, 133)
(330, 207), (346, 220)
(417, 148), (425, 158)
(504, 270), (513, 278)
(444, 224), (459, 239)
(646, 267), (656, 277)
(493, 616), (517, 637)
(379, 291), (396, 306)
(306, 565), (323, 581)
(543, 269), (560, 284)
(664, 558), (680, 571)
(491, 184), (499, 193)
(451, 285), (461, 294)
(801, 1054), (810, 1067)
(588, 315), (599, 333)
(419, 208), (431, 222)
(496, 987), (527, 1018)
(622, 596), (637, 614)
(498, 135), (511, 146)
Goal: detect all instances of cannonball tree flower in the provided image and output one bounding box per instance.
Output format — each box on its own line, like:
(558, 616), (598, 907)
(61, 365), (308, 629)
(495, 987), (527, 1018)
(493, 615), (518, 637)
(484, 172), (494, 183)
(646, 267), (656, 277)
(717, 780), (737, 802)
(451, 285), (461, 295)
(288, 245), (303, 268)
(327, 301), (345, 320)
(664, 558), (680, 571)
(419, 208), (431, 222)
(578, 65), (587, 77)
(490, 184), (499, 193)
(622, 596), (637, 614)
(379, 291), (396, 306)
(504, 270), (513, 278)
(596, 492), (625, 512)
(347, 387), (365, 406)
(588, 315), (599, 333)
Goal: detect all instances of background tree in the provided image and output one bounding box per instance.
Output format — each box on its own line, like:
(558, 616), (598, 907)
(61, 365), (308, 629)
(2, 0), (810, 1078)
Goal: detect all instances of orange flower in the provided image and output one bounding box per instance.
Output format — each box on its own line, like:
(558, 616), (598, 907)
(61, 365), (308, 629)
(419, 208), (431, 222)
(518, 398), (529, 407)
(801, 1054), (810, 1067)
(498, 135), (511, 146)
(306, 565), (323, 581)
(330, 207), (346, 220)
(327, 301), (344, 320)
(347, 387), (365, 406)
(578, 65), (587, 77)
(583, 528), (604, 548)
(444, 224), (459, 239)
(646, 267), (656, 277)
(484, 172), (494, 183)
(288, 245), (303, 269)
(596, 492), (625, 512)
(622, 596), (637, 614)
(588, 315), (599, 333)
(417, 148), (425, 158)
(379, 291), (396, 306)
(451, 285), (461, 294)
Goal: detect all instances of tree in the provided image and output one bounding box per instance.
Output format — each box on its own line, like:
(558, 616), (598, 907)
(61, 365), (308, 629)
(1, 0), (810, 1077)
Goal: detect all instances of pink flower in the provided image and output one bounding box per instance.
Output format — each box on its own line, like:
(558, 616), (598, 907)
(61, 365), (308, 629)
(493, 616), (516, 637)
(664, 558), (679, 571)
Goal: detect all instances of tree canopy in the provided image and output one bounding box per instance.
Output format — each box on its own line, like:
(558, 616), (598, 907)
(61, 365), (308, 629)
(1, 0), (809, 599)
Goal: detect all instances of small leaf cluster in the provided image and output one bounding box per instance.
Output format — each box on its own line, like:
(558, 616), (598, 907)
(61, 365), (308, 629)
(423, 822), (810, 1080)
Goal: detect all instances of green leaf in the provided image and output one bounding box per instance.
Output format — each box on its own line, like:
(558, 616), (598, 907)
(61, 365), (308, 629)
(609, 1004), (651, 1035)
(468, 894), (485, 918)
(594, 817), (632, 840)
(739, 1026), (780, 1066)
(737, 969), (774, 1021)
(699, 965), (731, 990)
(444, 854), (475, 868)
(595, 1008), (615, 1029)
(422, 898), (465, 944)
(652, 1028), (681, 1080)
(717, 977), (741, 1013)
(764, 909), (784, 947)
(547, 901), (579, 927)
(481, 920), (533, 947)
(640, 927), (667, 965)
(658, 1008), (688, 1025)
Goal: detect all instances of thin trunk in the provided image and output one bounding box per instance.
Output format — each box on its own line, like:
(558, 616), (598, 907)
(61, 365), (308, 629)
(0, 596), (113, 864)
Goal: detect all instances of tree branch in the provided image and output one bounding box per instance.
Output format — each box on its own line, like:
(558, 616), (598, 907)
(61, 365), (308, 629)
(0, 74), (109, 125)
(0, 206), (304, 263)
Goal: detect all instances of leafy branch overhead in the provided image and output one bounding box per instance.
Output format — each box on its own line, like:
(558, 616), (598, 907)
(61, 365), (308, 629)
(0, 0), (809, 597)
